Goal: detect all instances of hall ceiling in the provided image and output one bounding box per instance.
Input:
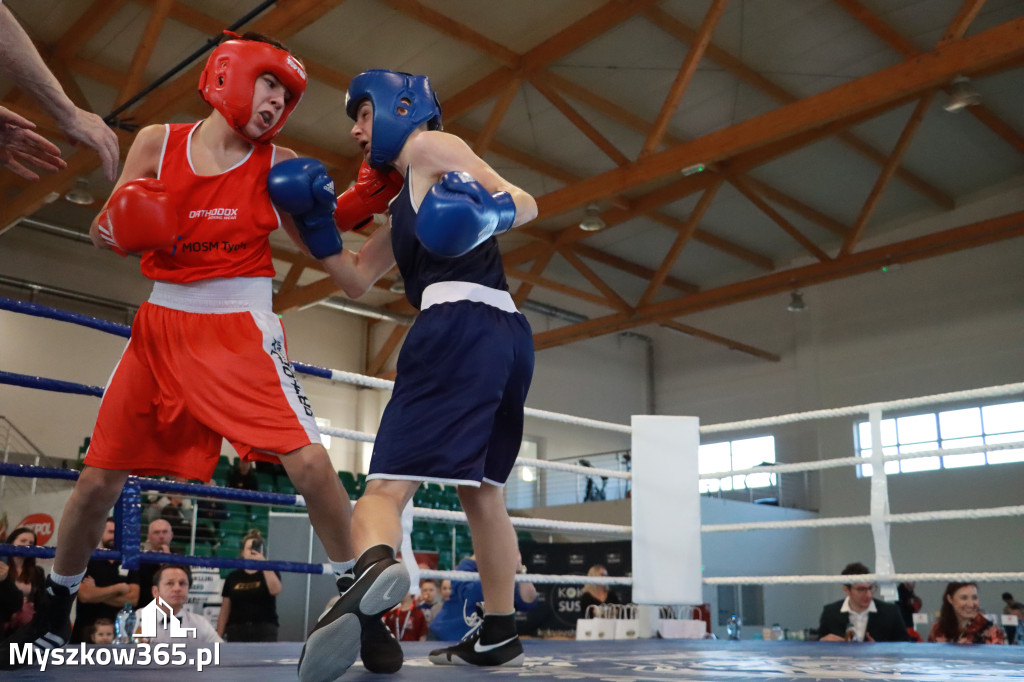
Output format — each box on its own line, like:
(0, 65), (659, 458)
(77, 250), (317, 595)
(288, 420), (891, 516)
(1, 0), (1023, 376)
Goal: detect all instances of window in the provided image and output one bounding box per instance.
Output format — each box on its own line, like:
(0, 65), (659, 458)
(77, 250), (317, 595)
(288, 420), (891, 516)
(855, 400), (1024, 476)
(699, 436), (776, 493)
(504, 439), (539, 509)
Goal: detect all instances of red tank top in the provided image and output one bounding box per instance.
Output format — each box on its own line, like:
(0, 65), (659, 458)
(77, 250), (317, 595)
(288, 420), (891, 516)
(141, 122), (280, 282)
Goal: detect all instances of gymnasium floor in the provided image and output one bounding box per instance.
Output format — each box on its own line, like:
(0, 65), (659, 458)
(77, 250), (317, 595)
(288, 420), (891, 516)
(7, 639), (1024, 681)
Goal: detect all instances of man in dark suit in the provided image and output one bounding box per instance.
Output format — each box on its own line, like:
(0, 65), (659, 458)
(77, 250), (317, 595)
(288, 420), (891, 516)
(817, 562), (910, 642)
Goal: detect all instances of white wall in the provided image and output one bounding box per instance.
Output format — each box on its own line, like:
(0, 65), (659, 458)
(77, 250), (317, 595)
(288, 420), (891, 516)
(654, 229), (1024, 624)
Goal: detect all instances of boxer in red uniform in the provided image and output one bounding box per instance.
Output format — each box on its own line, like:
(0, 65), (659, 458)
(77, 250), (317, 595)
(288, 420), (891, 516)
(1, 33), (400, 674)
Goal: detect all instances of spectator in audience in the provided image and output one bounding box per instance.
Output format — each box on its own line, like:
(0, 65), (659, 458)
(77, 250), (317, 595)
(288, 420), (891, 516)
(1003, 592), (1024, 615)
(143, 564), (222, 644)
(417, 578), (438, 625)
(896, 581), (922, 629)
(217, 530), (281, 642)
(88, 617), (115, 644)
(0, 564), (25, 637)
(1003, 592), (1024, 644)
(817, 562), (910, 642)
(130, 519), (176, 609)
(580, 564), (621, 615)
(0, 528), (45, 630)
(429, 553), (537, 641)
(71, 517), (138, 643)
(384, 593), (429, 641)
(227, 458), (259, 492)
(928, 582), (1005, 644)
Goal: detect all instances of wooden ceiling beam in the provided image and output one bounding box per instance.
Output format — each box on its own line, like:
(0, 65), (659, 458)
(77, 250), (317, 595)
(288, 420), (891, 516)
(530, 75), (630, 167)
(473, 78), (521, 156)
(441, 0), (660, 121)
(572, 242), (700, 294)
(380, 0), (520, 68)
(732, 174), (849, 236)
(533, 210), (1024, 349)
(116, 0), (174, 106)
(842, 93), (937, 255)
(366, 324), (407, 378)
(508, 264), (620, 310)
(556, 247), (634, 312)
(646, 5), (955, 211)
(637, 180), (722, 308)
(660, 320), (780, 362)
(730, 176), (832, 261)
(534, 17), (1024, 220)
(836, 0), (1024, 155)
(640, 0), (729, 156)
(55, 1), (129, 62)
(511, 250), (555, 307)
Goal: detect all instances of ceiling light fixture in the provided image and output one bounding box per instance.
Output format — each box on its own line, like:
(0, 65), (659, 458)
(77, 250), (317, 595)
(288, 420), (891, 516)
(943, 75), (981, 113)
(787, 290), (806, 313)
(681, 163), (706, 176)
(64, 178), (95, 206)
(578, 203), (606, 232)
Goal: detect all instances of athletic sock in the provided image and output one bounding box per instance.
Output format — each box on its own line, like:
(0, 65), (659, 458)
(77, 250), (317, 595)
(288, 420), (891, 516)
(48, 570), (86, 595)
(479, 612), (517, 645)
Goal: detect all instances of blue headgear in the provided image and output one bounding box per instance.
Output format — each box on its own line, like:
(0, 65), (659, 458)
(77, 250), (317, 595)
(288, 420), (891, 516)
(345, 69), (442, 169)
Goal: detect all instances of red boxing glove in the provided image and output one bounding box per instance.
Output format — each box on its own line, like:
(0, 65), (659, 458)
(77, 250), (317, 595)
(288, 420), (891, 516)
(96, 178), (179, 256)
(333, 161), (404, 232)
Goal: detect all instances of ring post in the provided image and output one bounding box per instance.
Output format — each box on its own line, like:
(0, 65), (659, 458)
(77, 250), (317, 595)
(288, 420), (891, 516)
(631, 416), (702, 636)
(117, 478), (143, 570)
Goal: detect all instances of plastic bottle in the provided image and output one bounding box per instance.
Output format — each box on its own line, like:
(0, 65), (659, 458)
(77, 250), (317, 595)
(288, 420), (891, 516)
(114, 602), (135, 644)
(771, 623), (784, 641)
(1016, 618), (1024, 646)
(726, 614), (741, 640)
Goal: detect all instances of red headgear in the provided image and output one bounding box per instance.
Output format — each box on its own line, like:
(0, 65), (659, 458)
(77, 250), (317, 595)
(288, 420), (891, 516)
(198, 33), (307, 144)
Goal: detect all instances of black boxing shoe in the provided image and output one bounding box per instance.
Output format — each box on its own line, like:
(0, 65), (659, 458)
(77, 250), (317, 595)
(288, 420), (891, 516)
(2, 576), (74, 671)
(297, 546), (409, 682)
(357, 612), (403, 674)
(333, 571), (404, 674)
(428, 612), (524, 667)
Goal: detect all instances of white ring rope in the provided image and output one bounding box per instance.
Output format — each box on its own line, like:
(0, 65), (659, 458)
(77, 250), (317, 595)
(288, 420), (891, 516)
(522, 407), (631, 434)
(700, 382), (1024, 434)
(516, 457), (631, 480)
(410, 505), (631, 537)
(322, 368), (631, 433)
(702, 572), (1024, 586)
(412, 570), (1024, 586)
(701, 505), (1024, 533)
(712, 439), (1024, 478)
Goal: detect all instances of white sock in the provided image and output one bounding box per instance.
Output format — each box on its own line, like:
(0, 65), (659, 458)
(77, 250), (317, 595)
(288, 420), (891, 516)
(49, 570), (87, 594)
(331, 559), (356, 577)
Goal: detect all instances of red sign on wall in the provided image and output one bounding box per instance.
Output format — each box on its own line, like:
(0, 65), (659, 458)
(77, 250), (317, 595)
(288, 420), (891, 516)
(15, 513), (55, 545)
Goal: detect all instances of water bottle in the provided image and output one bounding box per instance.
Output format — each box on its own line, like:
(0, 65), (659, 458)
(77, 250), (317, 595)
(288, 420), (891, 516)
(114, 602), (135, 644)
(772, 623), (784, 641)
(726, 614), (741, 640)
(1016, 618), (1024, 646)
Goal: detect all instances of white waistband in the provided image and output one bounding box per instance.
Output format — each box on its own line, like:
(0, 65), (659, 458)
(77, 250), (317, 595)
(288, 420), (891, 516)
(149, 277), (272, 313)
(420, 281), (518, 314)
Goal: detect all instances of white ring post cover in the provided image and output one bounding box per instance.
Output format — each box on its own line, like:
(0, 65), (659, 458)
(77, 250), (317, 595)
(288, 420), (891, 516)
(631, 416), (702, 605)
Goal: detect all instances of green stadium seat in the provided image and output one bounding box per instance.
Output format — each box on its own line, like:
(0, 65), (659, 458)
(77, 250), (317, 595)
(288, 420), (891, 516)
(338, 470), (359, 496)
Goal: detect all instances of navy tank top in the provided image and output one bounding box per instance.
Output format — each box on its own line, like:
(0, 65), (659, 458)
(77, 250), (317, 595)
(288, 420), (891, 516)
(388, 173), (510, 310)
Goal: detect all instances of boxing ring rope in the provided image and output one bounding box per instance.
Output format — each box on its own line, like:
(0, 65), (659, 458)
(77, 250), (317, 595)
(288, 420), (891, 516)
(3, 296), (1023, 604)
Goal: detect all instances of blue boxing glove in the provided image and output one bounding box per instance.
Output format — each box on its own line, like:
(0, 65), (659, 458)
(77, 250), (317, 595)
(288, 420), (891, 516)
(267, 158), (342, 259)
(416, 171), (516, 258)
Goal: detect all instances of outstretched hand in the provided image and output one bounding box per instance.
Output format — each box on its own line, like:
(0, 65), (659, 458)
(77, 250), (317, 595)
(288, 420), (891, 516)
(0, 105), (66, 180)
(57, 107), (119, 181)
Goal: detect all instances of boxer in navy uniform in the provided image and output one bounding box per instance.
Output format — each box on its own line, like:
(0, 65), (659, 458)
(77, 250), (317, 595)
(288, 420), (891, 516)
(267, 70), (537, 679)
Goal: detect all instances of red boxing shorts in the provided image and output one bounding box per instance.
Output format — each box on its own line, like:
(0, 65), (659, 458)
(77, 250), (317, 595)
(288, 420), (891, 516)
(85, 278), (321, 481)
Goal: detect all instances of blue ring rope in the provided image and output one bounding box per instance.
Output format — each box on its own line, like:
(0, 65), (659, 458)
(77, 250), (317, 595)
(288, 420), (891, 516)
(0, 462), (329, 576)
(2, 297), (340, 393)
(0, 462), (304, 507)
(0, 297), (131, 339)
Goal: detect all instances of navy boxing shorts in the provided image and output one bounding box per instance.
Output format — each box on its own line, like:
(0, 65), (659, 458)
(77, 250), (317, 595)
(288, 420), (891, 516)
(369, 285), (534, 487)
